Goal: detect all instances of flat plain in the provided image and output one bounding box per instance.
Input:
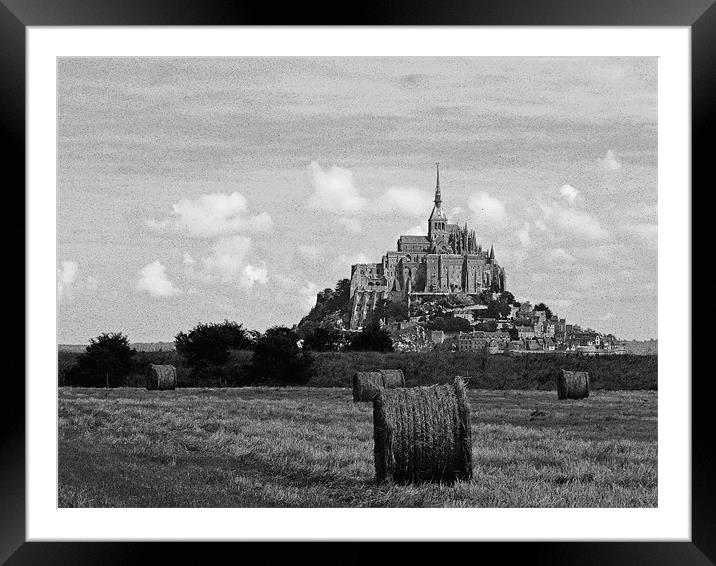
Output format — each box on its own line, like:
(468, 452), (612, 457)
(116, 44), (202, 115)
(58, 387), (657, 508)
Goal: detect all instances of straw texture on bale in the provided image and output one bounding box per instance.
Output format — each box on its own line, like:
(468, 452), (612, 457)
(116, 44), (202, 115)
(373, 377), (473, 483)
(146, 364), (177, 391)
(556, 370), (590, 400)
(379, 369), (406, 389)
(353, 372), (384, 402)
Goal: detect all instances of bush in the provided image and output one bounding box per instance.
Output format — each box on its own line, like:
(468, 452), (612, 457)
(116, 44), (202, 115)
(347, 324), (394, 352)
(64, 332), (135, 387)
(250, 327), (313, 385)
(175, 320), (252, 366)
(306, 351), (657, 390)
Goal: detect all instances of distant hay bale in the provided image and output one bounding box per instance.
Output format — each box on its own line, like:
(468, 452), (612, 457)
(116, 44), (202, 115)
(146, 364), (177, 391)
(353, 371), (384, 402)
(557, 370), (590, 400)
(379, 369), (405, 389)
(373, 377), (473, 483)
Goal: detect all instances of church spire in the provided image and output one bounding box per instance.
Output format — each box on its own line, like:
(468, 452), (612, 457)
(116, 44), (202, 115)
(434, 162), (442, 207)
(428, 162), (448, 239)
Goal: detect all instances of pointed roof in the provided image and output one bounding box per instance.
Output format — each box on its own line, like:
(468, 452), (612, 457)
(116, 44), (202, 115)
(489, 244), (495, 260)
(428, 162), (447, 222)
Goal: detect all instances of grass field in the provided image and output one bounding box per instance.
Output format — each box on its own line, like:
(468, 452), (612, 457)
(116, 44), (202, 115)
(58, 387), (657, 508)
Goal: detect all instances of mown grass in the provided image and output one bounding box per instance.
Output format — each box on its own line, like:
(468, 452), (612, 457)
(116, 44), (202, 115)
(58, 387), (657, 507)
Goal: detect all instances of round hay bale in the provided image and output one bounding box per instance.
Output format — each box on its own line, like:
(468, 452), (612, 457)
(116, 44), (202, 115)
(353, 371), (384, 402)
(557, 369), (590, 400)
(379, 369), (405, 389)
(373, 377), (473, 484)
(146, 364), (177, 391)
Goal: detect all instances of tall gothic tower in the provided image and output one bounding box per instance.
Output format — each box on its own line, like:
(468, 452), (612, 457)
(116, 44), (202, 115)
(428, 163), (448, 240)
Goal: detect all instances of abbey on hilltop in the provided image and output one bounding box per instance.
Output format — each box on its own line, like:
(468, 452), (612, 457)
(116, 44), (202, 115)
(349, 165), (507, 329)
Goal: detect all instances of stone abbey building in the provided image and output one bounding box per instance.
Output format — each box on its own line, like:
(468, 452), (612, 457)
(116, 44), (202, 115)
(349, 166), (507, 329)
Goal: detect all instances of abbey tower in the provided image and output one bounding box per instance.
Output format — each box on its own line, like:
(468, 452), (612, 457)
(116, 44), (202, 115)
(349, 165), (507, 329)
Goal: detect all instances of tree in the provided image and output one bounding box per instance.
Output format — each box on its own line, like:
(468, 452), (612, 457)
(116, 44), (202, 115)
(302, 326), (342, 352)
(66, 332), (135, 387)
(347, 321), (394, 352)
(363, 299), (407, 328)
(534, 303), (553, 319)
(250, 326), (313, 384)
(175, 320), (252, 366)
(483, 300), (511, 320)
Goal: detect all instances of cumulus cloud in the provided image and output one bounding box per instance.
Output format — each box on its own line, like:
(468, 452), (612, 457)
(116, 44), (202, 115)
(545, 248), (575, 263)
(57, 261), (79, 302)
(185, 235), (269, 288)
(241, 263), (269, 288)
(333, 253), (371, 272)
(599, 149), (622, 171)
(308, 161), (436, 224)
(539, 202), (608, 240)
(308, 161), (367, 215)
(137, 260), (182, 297)
(373, 186), (434, 218)
(298, 281), (320, 310)
(559, 184), (579, 204)
(146, 192), (273, 238)
(467, 191), (506, 226)
(517, 223), (531, 247)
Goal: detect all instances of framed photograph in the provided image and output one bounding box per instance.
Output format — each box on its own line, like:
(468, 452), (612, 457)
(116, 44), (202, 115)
(7, 0), (708, 563)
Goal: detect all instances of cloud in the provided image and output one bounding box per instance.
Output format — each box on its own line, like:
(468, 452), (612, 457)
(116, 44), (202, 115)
(186, 235), (269, 288)
(334, 216), (362, 234)
(298, 281), (320, 310)
(559, 184), (579, 204)
(540, 203), (608, 240)
(517, 223), (530, 247)
(241, 263), (269, 288)
(333, 253), (371, 272)
(308, 161), (434, 221)
(599, 149), (622, 171)
(467, 191), (507, 226)
(600, 312), (616, 321)
(57, 261), (79, 302)
(307, 161), (367, 215)
(147, 192), (273, 238)
(137, 260), (182, 297)
(545, 248), (575, 263)
(373, 186), (433, 217)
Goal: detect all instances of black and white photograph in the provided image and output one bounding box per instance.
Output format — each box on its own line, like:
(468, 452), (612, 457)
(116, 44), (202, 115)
(55, 55), (660, 509)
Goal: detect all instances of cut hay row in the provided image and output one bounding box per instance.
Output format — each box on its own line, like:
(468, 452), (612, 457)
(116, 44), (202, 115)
(146, 364), (177, 391)
(557, 369), (590, 400)
(373, 377), (472, 484)
(352, 369), (406, 402)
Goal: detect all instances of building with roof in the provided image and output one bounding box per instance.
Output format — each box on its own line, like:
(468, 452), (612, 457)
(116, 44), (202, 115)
(349, 165), (507, 328)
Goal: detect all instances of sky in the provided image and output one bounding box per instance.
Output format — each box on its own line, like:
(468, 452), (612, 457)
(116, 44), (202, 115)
(57, 57), (657, 343)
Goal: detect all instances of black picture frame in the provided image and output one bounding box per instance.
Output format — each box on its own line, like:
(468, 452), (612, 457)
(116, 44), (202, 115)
(5, 1), (708, 564)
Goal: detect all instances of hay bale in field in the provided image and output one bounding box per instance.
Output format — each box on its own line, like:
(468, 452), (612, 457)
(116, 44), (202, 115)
(373, 377), (472, 484)
(353, 371), (384, 402)
(379, 369), (405, 389)
(146, 364), (177, 391)
(556, 370), (590, 400)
